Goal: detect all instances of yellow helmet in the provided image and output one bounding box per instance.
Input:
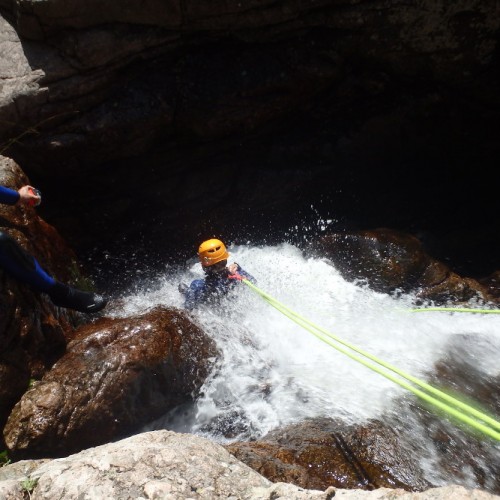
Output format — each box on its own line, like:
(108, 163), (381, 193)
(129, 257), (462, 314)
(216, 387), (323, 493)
(198, 238), (229, 267)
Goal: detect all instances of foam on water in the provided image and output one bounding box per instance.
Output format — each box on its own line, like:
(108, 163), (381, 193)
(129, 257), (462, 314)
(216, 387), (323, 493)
(113, 242), (500, 451)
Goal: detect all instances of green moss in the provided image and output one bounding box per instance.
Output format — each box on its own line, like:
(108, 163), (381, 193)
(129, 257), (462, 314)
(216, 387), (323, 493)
(0, 450), (11, 466)
(21, 476), (38, 496)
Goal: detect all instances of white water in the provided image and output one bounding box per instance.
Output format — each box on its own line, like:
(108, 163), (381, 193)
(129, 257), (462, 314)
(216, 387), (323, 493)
(113, 242), (500, 483)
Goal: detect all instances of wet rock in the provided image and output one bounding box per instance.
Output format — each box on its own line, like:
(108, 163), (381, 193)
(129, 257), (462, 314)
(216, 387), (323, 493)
(1, 430), (496, 500)
(226, 417), (432, 492)
(0, 156), (81, 442)
(308, 229), (431, 292)
(479, 271), (500, 300)
(415, 334), (500, 493)
(4, 307), (219, 459)
(308, 229), (498, 305)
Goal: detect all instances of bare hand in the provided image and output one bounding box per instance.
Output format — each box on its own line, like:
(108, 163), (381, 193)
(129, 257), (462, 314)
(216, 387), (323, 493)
(228, 263), (239, 274)
(17, 185), (41, 207)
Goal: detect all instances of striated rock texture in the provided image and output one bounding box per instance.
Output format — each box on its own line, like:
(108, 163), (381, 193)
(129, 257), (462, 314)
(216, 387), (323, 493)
(0, 430), (498, 499)
(4, 307), (219, 460)
(1, 0), (497, 158)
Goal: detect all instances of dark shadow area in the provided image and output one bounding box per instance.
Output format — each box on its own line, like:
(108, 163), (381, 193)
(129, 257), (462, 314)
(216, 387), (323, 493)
(7, 27), (497, 292)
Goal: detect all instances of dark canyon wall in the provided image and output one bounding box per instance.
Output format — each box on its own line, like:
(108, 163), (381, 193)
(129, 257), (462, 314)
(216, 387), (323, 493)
(0, 0), (498, 282)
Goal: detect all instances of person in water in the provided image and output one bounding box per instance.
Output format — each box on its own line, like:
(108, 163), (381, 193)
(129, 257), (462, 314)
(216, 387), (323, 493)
(179, 238), (255, 310)
(0, 184), (108, 313)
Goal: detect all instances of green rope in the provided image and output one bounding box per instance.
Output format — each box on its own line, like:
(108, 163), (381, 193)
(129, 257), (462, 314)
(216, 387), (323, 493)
(410, 307), (500, 314)
(241, 279), (500, 440)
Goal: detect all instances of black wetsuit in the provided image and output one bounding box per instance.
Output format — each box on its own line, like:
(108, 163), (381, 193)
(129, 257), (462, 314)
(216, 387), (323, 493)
(0, 186), (55, 292)
(0, 185), (107, 312)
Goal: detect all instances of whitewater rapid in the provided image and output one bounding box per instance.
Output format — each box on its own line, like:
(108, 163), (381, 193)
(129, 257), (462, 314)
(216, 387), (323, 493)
(113, 242), (500, 450)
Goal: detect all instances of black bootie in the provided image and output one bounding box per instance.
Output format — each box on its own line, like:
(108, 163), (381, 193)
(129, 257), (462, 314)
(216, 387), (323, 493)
(48, 282), (108, 313)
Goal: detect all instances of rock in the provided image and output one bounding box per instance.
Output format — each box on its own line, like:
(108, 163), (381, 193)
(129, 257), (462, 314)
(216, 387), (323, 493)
(307, 229), (498, 305)
(1, 1), (498, 270)
(0, 430), (498, 499)
(3, 307), (219, 459)
(0, 156), (80, 443)
(479, 271), (500, 300)
(2, 430), (274, 499)
(226, 417), (431, 492)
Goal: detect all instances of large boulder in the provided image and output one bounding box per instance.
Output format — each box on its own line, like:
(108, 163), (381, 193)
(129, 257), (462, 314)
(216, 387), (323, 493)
(4, 307), (219, 459)
(226, 417), (432, 492)
(307, 229), (499, 305)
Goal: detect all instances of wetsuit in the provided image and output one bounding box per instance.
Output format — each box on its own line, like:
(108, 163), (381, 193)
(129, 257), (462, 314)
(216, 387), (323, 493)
(0, 185), (107, 312)
(0, 185), (20, 205)
(0, 186), (55, 292)
(182, 264), (255, 310)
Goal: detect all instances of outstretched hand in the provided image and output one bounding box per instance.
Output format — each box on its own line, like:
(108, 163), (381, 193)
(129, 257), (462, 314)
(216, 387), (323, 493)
(228, 263), (244, 281)
(228, 263), (239, 274)
(18, 185), (41, 207)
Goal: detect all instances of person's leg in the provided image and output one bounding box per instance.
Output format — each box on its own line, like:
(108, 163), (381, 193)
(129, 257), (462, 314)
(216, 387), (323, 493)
(47, 281), (107, 313)
(0, 231), (55, 291)
(0, 231), (107, 313)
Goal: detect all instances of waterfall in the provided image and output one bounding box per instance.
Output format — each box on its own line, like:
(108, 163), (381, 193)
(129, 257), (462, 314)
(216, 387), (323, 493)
(112, 241), (500, 484)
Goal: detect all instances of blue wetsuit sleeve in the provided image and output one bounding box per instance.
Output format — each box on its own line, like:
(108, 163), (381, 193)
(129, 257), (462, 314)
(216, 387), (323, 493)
(0, 231), (55, 292)
(0, 186), (20, 205)
(184, 279), (206, 310)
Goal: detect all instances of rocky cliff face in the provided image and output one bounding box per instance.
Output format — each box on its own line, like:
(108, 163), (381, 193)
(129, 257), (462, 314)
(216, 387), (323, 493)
(1, 4), (499, 493)
(0, 0), (498, 278)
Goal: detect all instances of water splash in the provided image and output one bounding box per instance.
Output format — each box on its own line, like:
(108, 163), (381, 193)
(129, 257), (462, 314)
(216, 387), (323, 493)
(113, 242), (500, 456)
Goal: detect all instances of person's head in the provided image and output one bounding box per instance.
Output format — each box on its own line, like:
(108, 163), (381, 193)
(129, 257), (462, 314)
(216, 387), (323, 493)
(198, 238), (229, 273)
